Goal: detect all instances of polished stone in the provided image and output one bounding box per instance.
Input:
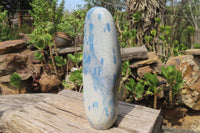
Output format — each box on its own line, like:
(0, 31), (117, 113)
(83, 7), (122, 130)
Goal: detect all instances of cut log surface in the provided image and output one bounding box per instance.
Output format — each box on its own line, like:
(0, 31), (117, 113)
(57, 46), (148, 61)
(0, 90), (162, 133)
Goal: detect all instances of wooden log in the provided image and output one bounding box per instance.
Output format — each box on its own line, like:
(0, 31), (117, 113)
(182, 49), (200, 55)
(120, 46), (148, 61)
(0, 90), (162, 133)
(56, 46), (148, 61)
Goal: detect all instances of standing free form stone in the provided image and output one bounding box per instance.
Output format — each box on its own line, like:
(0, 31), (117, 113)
(83, 7), (122, 130)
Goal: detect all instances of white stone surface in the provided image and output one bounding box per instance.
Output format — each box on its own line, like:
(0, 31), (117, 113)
(83, 7), (122, 130)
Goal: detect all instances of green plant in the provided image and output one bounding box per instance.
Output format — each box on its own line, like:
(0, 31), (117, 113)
(194, 44), (200, 48)
(68, 52), (83, 68)
(187, 26), (195, 49)
(144, 73), (161, 109)
(0, 6), (15, 41)
(62, 80), (68, 87)
(145, 36), (153, 51)
(34, 51), (44, 61)
(55, 56), (67, 74)
(9, 72), (21, 93)
(125, 78), (145, 101)
(55, 56), (66, 67)
(135, 79), (145, 100)
(125, 78), (136, 101)
(151, 29), (157, 52)
(161, 65), (184, 105)
(132, 12), (141, 23)
(120, 60), (132, 91)
(155, 17), (161, 24)
(30, 0), (66, 77)
(69, 69), (83, 92)
(57, 9), (86, 45)
(172, 40), (188, 56)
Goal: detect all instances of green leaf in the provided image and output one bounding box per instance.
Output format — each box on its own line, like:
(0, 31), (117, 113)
(55, 56), (67, 66)
(159, 35), (165, 41)
(122, 61), (130, 76)
(9, 72), (21, 89)
(150, 29), (157, 36)
(125, 78), (136, 92)
(81, 45), (83, 51)
(74, 52), (83, 64)
(173, 40), (179, 46)
(187, 26), (195, 34)
(69, 69), (83, 87)
(135, 80), (145, 99)
(159, 25), (165, 33)
(132, 12), (141, 23)
(34, 36), (47, 50)
(34, 51), (44, 61)
(62, 80), (68, 87)
(68, 54), (76, 62)
(145, 36), (152, 43)
(155, 17), (161, 24)
(144, 73), (159, 93)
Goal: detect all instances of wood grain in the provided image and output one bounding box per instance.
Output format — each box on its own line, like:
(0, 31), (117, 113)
(0, 90), (162, 133)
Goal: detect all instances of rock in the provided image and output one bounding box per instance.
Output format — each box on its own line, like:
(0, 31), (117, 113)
(182, 49), (200, 55)
(137, 66), (153, 78)
(29, 50), (41, 64)
(0, 93), (54, 118)
(0, 40), (26, 55)
(0, 49), (33, 76)
(181, 87), (200, 111)
(166, 55), (200, 91)
(18, 33), (30, 42)
(83, 7), (122, 130)
(166, 55), (200, 110)
(0, 73), (32, 83)
(0, 80), (30, 95)
(39, 73), (62, 92)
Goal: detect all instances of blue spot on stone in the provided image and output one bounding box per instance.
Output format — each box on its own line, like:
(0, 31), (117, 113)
(88, 106), (91, 111)
(86, 7), (96, 20)
(98, 13), (102, 20)
(104, 27), (106, 32)
(113, 48), (115, 53)
(103, 99), (106, 106)
(97, 66), (101, 76)
(84, 54), (91, 64)
(89, 22), (94, 33)
(104, 107), (109, 117)
(101, 58), (104, 65)
(106, 23), (111, 32)
(88, 23), (95, 56)
(83, 54), (92, 75)
(93, 101), (98, 108)
(113, 55), (116, 64)
(100, 127), (103, 130)
(109, 99), (113, 106)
